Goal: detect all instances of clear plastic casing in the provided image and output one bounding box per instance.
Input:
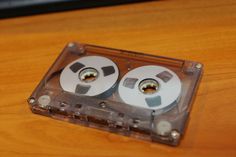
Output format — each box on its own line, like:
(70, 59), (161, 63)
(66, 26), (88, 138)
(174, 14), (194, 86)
(28, 42), (203, 146)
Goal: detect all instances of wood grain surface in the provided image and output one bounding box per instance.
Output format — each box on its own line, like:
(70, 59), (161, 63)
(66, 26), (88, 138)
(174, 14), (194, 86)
(0, 0), (236, 156)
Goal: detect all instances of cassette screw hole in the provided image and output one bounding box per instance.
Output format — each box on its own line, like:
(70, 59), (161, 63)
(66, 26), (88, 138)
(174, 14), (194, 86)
(171, 130), (180, 140)
(68, 42), (75, 48)
(133, 119), (140, 128)
(79, 68), (98, 83)
(28, 97), (35, 105)
(60, 102), (67, 108)
(118, 113), (124, 118)
(139, 79), (159, 95)
(99, 102), (106, 108)
(75, 104), (82, 108)
(133, 119), (140, 124)
(196, 63), (202, 69)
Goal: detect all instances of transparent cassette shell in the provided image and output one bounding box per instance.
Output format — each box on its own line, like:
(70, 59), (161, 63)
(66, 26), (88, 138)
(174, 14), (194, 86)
(28, 42), (203, 146)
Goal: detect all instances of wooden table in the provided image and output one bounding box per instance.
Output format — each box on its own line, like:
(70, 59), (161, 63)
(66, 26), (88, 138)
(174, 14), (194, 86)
(0, 0), (236, 156)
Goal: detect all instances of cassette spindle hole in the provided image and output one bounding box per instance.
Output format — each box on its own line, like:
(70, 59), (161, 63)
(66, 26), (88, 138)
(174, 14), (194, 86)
(139, 79), (159, 95)
(79, 68), (98, 83)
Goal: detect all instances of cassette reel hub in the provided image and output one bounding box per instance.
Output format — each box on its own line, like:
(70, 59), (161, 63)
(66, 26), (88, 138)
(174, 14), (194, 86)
(79, 67), (98, 83)
(139, 79), (159, 95)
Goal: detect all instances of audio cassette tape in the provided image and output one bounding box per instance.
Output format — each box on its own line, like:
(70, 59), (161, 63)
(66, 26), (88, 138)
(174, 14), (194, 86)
(28, 42), (203, 145)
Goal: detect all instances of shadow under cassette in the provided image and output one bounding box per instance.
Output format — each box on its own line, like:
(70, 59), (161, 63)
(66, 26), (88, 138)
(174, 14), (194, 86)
(28, 42), (203, 146)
